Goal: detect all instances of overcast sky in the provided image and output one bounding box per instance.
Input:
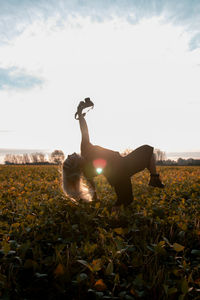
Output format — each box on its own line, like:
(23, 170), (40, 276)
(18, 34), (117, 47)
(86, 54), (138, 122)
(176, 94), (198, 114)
(0, 0), (200, 155)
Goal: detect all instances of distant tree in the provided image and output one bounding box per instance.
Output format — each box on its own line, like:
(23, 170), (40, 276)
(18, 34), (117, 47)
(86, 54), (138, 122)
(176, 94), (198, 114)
(4, 154), (13, 164)
(177, 158), (185, 166)
(50, 150), (65, 164)
(23, 153), (31, 164)
(4, 152), (48, 165)
(120, 148), (133, 157)
(30, 153), (39, 164)
(38, 153), (45, 163)
(12, 155), (18, 164)
(154, 149), (166, 161)
(17, 155), (24, 164)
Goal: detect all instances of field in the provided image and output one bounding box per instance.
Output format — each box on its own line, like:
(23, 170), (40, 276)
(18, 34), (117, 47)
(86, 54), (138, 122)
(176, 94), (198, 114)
(0, 165), (200, 300)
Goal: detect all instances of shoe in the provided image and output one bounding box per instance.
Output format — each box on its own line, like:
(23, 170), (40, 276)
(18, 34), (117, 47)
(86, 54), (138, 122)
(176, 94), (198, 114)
(149, 174), (164, 188)
(75, 98), (94, 119)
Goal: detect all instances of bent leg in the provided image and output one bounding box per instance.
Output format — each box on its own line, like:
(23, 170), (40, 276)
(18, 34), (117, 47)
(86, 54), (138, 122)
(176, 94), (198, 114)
(123, 145), (154, 176)
(123, 145), (164, 188)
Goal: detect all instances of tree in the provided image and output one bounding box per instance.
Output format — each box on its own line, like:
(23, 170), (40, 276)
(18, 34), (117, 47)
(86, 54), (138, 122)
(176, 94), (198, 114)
(30, 153), (39, 164)
(38, 153), (45, 163)
(154, 149), (166, 161)
(50, 150), (65, 164)
(121, 148), (133, 157)
(4, 154), (13, 164)
(23, 153), (31, 164)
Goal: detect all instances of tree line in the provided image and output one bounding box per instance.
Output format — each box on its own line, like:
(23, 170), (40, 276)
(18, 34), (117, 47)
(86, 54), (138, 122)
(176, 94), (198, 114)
(3, 148), (200, 166)
(122, 148), (200, 166)
(157, 158), (200, 166)
(4, 150), (65, 165)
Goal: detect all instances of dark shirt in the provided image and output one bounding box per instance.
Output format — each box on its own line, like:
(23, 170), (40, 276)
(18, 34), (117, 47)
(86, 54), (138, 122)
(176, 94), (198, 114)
(81, 141), (123, 186)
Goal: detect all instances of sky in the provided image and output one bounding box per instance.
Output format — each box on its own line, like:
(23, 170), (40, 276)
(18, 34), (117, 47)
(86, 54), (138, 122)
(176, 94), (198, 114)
(0, 0), (200, 157)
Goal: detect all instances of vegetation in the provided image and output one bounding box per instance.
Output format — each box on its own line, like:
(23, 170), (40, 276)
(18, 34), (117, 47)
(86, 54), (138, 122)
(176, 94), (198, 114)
(0, 165), (200, 299)
(4, 150), (65, 165)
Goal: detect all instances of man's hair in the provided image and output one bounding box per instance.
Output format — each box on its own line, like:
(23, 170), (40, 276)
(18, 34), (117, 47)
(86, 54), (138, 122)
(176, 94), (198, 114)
(62, 153), (93, 202)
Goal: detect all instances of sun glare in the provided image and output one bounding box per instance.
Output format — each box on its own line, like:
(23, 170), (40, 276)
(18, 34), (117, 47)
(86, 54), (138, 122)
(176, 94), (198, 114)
(96, 168), (103, 174)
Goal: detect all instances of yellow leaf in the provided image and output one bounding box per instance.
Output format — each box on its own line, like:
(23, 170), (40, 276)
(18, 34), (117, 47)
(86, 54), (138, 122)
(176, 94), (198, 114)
(91, 259), (102, 272)
(11, 222), (21, 228)
(2, 240), (10, 255)
(26, 214), (35, 222)
(84, 242), (97, 255)
(168, 287), (177, 294)
(173, 243), (185, 252)
(114, 228), (124, 235)
(181, 278), (189, 294)
(95, 202), (100, 209)
(105, 262), (113, 275)
(54, 263), (65, 277)
(94, 279), (107, 291)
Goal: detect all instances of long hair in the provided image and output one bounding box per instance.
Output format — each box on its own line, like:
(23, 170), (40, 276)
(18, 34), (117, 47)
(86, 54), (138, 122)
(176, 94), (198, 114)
(62, 153), (93, 202)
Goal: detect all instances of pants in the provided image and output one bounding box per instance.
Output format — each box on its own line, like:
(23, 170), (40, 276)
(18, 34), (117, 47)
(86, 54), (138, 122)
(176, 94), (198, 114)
(114, 145), (153, 206)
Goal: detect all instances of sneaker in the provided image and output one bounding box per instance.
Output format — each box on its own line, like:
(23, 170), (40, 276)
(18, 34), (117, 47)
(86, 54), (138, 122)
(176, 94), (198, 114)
(75, 98), (94, 119)
(149, 174), (164, 188)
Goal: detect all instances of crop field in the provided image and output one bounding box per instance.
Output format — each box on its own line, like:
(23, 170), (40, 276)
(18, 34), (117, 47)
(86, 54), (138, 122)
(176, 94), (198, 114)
(0, 165), (200, 300)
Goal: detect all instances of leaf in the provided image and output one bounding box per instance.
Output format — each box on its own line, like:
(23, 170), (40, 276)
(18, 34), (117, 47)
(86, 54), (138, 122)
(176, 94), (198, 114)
(77, 273), (88, 283)
(114, 273), (120, 284)
(191, 249), (200, 256)
(181, 278), (189, 294)
(35, 273), (48, 279)
(168, 287), (178, 294)
(105, 262), (114, 275)
(173, 243), (184, 252)
(158, 241), (165, 247)
(11, 222), (21, 228)
(84, 242), (97, 255)
(0, 273), (7, 285)
(163, 284), (168, 295)
(91, 259), (102, 272)
(194, 278), (200, 285)
(173, 269), (180, 277)
(95, 202), (100, 209)
(114, 228), (124, 235)
(54, 263), (65, 277)
(24, 259), (38, 270)
(94, 279), (107, 291)
(77, 259), (93, 271)
(2, 240), (10, 255)
(114, 237), (124, 251)
(26, 214), (35, 222)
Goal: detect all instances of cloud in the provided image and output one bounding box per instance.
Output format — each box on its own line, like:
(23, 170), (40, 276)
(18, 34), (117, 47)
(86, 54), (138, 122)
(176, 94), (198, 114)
(0, 130), (13, 132)
(0, 0), (200, 49)
(0, 67), (43, 90)
(189, 33), (200, 50)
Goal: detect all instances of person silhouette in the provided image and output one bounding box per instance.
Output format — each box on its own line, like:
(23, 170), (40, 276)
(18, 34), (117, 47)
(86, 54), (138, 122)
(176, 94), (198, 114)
(62, 98), (164, 206)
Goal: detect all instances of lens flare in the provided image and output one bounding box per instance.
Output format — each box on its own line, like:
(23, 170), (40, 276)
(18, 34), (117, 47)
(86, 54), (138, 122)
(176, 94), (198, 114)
(93, 158), (107, 175)
(96, 167), (103, 174)
(93, 159), (107, 168)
